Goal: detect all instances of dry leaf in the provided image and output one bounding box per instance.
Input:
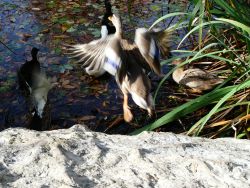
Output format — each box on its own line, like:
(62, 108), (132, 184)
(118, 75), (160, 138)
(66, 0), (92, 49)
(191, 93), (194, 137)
(63, 84), (76, 89)
(78, 115), (96, 121)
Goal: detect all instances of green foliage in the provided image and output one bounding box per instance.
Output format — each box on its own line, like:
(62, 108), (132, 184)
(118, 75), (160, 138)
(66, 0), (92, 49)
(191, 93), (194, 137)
(132, 0), (250, 138)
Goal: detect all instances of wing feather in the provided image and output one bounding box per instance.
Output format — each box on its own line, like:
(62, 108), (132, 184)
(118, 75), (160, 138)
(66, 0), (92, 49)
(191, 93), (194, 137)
(65, 36), (113, 75)
(134, 28), (171, 75)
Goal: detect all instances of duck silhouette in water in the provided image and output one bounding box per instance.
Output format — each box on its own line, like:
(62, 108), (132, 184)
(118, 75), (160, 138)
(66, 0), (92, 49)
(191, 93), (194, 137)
(18, 47), (52, 131)
(18, 47), (40, 91)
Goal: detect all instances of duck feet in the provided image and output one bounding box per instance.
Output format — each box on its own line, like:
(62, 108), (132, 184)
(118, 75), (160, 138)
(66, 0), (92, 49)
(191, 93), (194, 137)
(147, 108), (156, 119)
(123, 93), (133, 122)
(147, 108), (153, 117)
(123, 106), (133, 122)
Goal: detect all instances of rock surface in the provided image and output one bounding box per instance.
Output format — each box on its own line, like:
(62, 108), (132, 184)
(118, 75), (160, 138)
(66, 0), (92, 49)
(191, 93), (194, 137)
(0, 125), (250, 188)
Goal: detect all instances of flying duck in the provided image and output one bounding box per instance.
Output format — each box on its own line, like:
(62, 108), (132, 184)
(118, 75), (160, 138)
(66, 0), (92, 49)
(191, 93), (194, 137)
(66, 14), (170, 122)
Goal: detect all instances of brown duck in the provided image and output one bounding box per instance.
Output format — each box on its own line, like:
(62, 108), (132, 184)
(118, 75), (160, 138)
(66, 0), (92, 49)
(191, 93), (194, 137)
(67, 14), (170, 122)
(172, 60), (224, 92)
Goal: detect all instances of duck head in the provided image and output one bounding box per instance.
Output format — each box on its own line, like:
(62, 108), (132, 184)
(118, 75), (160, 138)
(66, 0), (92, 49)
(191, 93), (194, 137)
(108, 14), (122, 36)
(172, 59), (185, 84)
(102, 0), (112, 25)
(31, 47), (39, 59)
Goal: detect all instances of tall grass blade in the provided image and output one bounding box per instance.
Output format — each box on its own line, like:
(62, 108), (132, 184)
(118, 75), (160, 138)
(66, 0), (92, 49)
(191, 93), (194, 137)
(149, 12), (189, 30)
(177, 21), (223, 49)
(194, 79), (250, 135)
(198, 0), (205, 49)
(215, 18), (250, 35)
(131, 85), (236, 135)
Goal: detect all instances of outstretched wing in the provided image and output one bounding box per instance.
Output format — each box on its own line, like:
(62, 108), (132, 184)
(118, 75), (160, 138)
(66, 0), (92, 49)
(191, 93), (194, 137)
(66, 36), (113, 75)
(66, 35), (123, 77)
(103, 38), (124, 80)
(134, 28), (171, 75)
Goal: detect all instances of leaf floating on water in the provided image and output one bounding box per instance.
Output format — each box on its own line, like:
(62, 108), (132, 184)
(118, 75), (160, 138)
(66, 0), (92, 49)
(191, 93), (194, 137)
(63, 84), (76, 89)
(47, 1), (55, 9)
(61, 24), (70, 32)
(150, 5), (161, 11)
(63, 64), (73, 70)
(59, 66), (66, 73)
(40, 28), (50, 34)
(19, 25), (25, 29)
(78, 18), (87, 24)
(10, 17), (16, 23)
(21, 33), (32, 42)
(53, 35), (68, 39)
(73, 7), (82, 13)
(55, 47), (61, 55)
(62, 79), (70, 86)
(66, 26), (77, 33)
(31, 7), (41, 11)
(57, 8), (64, 13)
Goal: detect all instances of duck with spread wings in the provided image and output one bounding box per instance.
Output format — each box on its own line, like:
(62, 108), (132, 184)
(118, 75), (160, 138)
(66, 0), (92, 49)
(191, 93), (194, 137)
(66, 14), (171, 122)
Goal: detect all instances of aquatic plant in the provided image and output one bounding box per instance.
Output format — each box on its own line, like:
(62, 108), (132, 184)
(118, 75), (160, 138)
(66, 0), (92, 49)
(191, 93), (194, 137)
(132, 0), (250, 138)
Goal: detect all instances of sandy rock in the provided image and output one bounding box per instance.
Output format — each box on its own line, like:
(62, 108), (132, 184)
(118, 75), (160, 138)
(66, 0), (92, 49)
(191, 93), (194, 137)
(0, 124), (249, 188)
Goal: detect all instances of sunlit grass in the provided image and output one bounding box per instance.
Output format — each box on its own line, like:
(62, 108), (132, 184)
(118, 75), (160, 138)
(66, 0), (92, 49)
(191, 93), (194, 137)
(131, 0), (250, 138)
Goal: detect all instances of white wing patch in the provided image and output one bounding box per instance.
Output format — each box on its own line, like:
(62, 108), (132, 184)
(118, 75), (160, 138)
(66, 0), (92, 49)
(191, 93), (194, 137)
(149, 39), (159, 59)
(103, 47), (121, 76)
(135, 28), (160, 60)
(134, 28), (147, 54)
(101, 25), (108, 39)
(85, 67), (106, 77)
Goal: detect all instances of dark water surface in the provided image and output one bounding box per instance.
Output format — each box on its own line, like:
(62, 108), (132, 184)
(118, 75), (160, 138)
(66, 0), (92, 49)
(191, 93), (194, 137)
(0, 0), (190, 134)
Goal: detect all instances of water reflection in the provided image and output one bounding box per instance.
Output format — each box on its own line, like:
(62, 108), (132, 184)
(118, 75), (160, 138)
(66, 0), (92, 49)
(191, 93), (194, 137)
(17, 47), (52, 131)
(0, 0), (188, 133)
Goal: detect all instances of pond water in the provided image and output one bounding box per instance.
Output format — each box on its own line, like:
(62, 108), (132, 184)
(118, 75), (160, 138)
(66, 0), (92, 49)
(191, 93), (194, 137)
(0, 0), (191, 134)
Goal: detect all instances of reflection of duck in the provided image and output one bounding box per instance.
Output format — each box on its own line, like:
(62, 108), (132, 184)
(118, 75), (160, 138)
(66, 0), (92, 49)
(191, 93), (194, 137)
(18, 47), (40, 91)
(28, 73), (52, 131)
(18, 48), (52, 130)
(101, 0), (116, 39)
(67, 14), (170, 122)
(172, 60), (224, 92)
(31, 73), (52, 118)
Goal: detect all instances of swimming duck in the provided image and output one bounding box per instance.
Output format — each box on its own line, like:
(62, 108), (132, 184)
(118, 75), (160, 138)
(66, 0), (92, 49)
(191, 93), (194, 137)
(101, 0), (116, 39)
(18, 48), (52, 129)
(18, 47), (40, 92)
(66, 14), (170, 122)
(25, 73), (52, 131)
(172, 60), (224, 92)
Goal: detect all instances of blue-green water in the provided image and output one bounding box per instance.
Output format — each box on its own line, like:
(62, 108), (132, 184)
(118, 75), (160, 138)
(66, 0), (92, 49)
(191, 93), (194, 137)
(0, 0), (189, 134)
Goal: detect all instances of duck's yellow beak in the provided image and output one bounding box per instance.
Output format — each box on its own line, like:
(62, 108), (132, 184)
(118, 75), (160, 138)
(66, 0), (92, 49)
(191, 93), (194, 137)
(108, 16), (112, 21)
